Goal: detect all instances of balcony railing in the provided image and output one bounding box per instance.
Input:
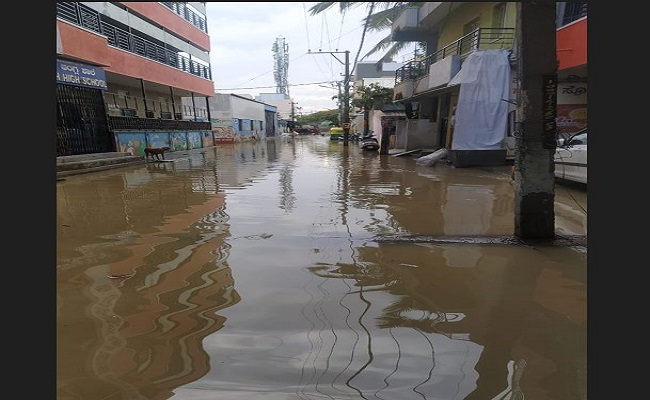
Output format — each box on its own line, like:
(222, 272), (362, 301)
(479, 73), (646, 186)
(107, 116), (211, 132)
(160, 2), (207, 33)
(104, 89), (211, 132)
(56, 2), (211, 80)
(559, 2), (587, 27)
(103, 91), (209, 124)
(395, 27), (515, 84)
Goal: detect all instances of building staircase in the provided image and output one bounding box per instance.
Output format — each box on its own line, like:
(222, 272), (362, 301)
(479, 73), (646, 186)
(57, 152), (146, 178)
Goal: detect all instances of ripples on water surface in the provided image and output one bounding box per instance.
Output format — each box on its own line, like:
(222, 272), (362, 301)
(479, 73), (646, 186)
(57, 136), (586, 400)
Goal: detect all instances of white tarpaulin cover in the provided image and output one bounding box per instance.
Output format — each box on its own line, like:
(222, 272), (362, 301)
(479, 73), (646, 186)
(448, 49), (511, 150)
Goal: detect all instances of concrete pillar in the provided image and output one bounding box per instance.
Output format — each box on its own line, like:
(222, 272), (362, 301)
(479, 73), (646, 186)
(513, 2), (558, 239)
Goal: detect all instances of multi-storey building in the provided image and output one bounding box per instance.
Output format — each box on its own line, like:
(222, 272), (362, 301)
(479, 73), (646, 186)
(388, 2), (587, 164)
(390, 2), (518, 164)
(56, 2), (215, 157)
(350, 61), (406, 139)
(555, 2), (587, 137)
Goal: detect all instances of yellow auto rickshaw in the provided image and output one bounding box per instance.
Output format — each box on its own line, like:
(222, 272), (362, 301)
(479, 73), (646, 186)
(329, 127), (343, 141)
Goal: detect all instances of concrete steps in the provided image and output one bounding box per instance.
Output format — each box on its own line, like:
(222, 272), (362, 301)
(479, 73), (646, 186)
(57, 152), (146, 178)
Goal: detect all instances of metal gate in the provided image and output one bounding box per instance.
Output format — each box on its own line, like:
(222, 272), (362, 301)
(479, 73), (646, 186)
(57, 84), (114, 156)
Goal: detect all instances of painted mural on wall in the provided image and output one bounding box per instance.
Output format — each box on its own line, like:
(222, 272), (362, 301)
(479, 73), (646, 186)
(556, 80), (587, 136)
(556, 105), (587, 136)
(148, 132), (172, 149)
(213, 126), (236, 143)
(188, 132), (203, 149)
(116, 133), (147, 156)
(211, 118), (235, 143)
(210, 118), (259, 143)
(114, 131), (212, 156)
(171, 132), (188, 151)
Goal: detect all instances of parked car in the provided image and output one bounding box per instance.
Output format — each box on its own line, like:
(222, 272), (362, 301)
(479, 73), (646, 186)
(554, 127), (587, 184)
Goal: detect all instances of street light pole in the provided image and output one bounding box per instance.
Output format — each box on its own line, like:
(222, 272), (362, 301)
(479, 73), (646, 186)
(342, 50), (350, 146)
(308, 50), (351, 146)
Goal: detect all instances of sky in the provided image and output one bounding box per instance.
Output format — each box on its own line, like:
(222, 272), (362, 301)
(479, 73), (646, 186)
(205, 2), (415, 114)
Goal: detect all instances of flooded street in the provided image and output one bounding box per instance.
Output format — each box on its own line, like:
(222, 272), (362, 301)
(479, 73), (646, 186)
(57, 136), (587, 400)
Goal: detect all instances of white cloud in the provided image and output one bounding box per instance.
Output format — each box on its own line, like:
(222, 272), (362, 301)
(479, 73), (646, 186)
(206, 2), (413, 114)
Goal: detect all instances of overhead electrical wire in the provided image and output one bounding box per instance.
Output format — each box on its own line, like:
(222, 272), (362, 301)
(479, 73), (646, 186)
(219, 7), (368, 92)
(322, 13), (334, 76)
(302, 3), (340, 84)
(336, 10), (345, 52)
(303, 2), (332, 82)
(216, 80), (338, 91)
(302, 3), (312, 51)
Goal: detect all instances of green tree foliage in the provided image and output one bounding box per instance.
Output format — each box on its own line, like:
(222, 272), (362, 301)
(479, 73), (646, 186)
(351, 83), (394, 111)
(297, 109), (340, 128)
(351, 83), (394, 134)
(308, 2), (426, 67)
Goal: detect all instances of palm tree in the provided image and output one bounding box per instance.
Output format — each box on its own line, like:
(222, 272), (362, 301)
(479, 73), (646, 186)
(308, 2), (426, 74)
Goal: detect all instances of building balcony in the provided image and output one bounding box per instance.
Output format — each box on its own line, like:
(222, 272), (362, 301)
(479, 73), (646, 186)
(392, 3), (464, 42)
(393, 27), (515, 100)
(103, 91), (210, 131)
(107, 115), (211, 132)
(56, 2), (211, 81)
(160, 2), (207, 33)
(391, 7), (420, 41)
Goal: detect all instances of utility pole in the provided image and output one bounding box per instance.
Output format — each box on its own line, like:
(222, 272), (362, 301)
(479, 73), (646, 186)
(514, 2), (557, 240)
(337, 81), (343, 126)
(289, 100), (297, 132)
(342, 50), (350, 146)
(309, 50), (351, 146)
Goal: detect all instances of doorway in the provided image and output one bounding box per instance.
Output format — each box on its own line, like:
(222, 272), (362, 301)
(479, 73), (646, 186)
(57, 84), (114, 156)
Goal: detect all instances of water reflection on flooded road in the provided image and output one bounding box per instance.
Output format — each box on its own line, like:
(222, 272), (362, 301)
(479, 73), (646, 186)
(57, 136), (586, 400)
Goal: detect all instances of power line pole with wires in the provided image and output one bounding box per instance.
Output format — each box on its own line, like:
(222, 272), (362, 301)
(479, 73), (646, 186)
(308, 50), (351, 146)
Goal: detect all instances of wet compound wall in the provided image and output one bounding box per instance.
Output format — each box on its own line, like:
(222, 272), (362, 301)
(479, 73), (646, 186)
(114, 131), (212, 156)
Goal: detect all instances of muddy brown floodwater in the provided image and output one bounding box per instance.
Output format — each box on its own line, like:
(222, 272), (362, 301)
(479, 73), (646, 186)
(57, 135), (587, 400)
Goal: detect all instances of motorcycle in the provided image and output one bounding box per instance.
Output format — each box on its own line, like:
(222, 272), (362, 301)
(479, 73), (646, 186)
(360, 132), (380, 151)
(348, 132), (361, 142)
